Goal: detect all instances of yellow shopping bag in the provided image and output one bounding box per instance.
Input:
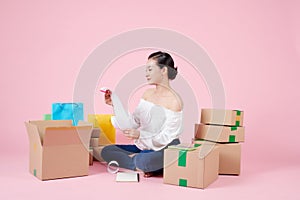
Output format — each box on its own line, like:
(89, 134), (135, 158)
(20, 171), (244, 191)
(88, 114), (116, 144)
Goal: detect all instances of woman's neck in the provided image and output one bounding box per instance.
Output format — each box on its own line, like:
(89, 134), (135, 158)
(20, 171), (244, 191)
(155, 83), (172, 95)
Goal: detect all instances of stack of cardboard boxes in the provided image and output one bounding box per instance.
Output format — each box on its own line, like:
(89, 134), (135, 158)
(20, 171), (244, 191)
(77, 114), (115, 164)
(194, 109), (245, 175)
(87, 114), (115, 163)
(88, 127), (101, 165)
(163, 108), (244, 189)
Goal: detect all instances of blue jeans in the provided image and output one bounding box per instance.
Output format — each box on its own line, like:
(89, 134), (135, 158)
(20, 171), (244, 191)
(101, 139), (180, 173)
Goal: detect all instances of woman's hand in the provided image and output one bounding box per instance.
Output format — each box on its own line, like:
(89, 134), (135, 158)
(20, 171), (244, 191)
(123, 129), (140, 139)
(104, 90), (113, 106)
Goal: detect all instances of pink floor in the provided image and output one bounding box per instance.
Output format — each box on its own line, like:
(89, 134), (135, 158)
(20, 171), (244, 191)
(1, 148), (299, 200)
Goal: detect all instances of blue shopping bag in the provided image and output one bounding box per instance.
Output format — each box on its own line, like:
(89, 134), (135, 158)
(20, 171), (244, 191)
(52, 103), (83, 125)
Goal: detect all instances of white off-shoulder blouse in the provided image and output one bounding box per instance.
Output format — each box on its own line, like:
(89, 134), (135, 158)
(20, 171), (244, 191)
(111, 98), (183, 151)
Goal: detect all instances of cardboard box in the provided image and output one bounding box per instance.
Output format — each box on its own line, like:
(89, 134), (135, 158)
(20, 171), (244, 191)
(201, 109), (244, 126)
(89, 148), (93, 166)
(78, 121), (102, 138)
(91, 128), (113, 146)
(195, 124), (245, 143)
(91, 128), (101, 138)
(78, 121), (112, 145)
(163, 143), (219, 189)
(88, 114), (116, 144)
(194, 140), (241, 175)
(90, 138), (99, 147)
(93, 146), (106, 162)
(25, 120), (92, 180)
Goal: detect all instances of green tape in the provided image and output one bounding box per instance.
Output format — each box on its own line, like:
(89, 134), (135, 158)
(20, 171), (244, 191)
(179, 179), (187, 187)
(195, 139), (205, 141)
(231, 126), (237, 131)
(194, 143), (201, 147)
(33, 169), (37, 177)
(235, 121), (240, 126)
(236, 110), (241, 116)
(178, 150), (187, 167)
(229, 135), (236, 142)
(43, 114), (52, 120)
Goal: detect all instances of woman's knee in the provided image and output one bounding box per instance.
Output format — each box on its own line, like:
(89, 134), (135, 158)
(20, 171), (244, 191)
(101, 145), (116, 160)
(133, 152), (164, 172)
(133, 154), (148, 172)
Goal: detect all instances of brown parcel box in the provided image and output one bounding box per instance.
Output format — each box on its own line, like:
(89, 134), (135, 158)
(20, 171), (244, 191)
(194, 140), (241, 175)
(93, 146), (106, 162)
(25, 120), (92, 180)
(201, 109), (244, 126)
(92, 128), (113, 146)
(90, 138), (99, 147)
(78, 121), (99, 138)
(89, 148), (93, 166)
(78, 121), (112, 145)
(163, 144), (219, 189)
(195, 124), (245, 143)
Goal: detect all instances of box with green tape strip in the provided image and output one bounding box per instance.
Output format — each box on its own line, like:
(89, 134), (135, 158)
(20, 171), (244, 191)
(194, 140), (241, 175)
(195, 124), (245, 143)
(201, 109), (244, 127)
(163, 143), (219, 189)
(24, 120), (93, 180)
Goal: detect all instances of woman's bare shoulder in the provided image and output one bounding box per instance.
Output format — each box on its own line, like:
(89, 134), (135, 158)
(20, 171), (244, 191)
(171, 91), (184, 112)
(142, 88), (155, 100)
(141, 88), (183, 112)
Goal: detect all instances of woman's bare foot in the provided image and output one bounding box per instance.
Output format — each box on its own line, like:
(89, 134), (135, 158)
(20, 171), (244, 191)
(143, 170), (163, 178)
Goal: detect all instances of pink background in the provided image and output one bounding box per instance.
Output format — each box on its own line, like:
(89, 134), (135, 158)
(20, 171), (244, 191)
(1, 0), (299, 199)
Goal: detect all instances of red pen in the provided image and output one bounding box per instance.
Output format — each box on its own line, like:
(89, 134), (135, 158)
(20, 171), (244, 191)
(100, 87), (110, 94)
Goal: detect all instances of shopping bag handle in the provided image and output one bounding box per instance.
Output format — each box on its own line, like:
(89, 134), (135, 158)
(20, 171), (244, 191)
(59, 103), (80, 107)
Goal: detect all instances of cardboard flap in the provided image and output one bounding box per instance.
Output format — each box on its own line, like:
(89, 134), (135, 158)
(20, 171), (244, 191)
(25, 122), (42, 148)
(28, 120), (73, 144)
(77, 121), (93, 126)
(44, 126), (92, 148)
(76, 126), (93, 149)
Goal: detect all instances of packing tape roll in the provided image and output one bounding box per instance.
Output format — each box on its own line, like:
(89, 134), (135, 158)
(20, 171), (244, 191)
(107, 160), (119, 174)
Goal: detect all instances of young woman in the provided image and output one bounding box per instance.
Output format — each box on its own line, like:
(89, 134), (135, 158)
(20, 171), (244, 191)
(101, 51), (183, 177)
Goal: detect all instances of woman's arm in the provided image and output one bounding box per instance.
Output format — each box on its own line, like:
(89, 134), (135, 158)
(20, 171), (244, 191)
(108, 92), (141, 130)
(137, 115), (183, 151)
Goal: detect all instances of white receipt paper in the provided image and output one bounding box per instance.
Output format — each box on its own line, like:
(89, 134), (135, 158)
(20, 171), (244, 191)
(116, 172), (140, 182)
(111, 92), (134, 130)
